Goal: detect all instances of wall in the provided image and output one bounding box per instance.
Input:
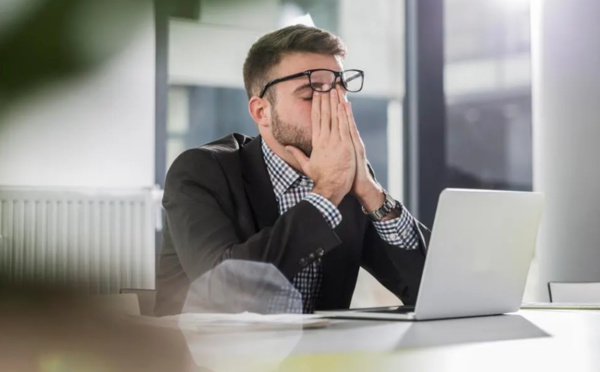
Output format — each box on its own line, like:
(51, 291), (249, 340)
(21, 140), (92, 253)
(169, 0), (405, 98)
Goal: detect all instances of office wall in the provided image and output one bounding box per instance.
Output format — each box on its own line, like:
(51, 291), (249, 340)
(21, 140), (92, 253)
(529, 0), (600, 300)
(169, 21), (264, 88)
(169, 0), (404, 98)
(0, 2), (155, 188)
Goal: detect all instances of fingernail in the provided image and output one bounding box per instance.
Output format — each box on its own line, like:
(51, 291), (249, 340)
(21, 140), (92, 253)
(331, 89), (337, 96)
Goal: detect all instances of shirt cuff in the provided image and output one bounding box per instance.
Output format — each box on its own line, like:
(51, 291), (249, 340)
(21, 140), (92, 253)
(304, 192), (342, 229)
(372, 205), (420, 249)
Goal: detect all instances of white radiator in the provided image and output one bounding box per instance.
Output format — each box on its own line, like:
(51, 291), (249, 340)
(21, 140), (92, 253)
(0, 187), (156, 294)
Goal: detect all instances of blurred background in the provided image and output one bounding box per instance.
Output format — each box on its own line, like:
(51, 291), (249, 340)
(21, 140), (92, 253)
(0, 0), (598, 310)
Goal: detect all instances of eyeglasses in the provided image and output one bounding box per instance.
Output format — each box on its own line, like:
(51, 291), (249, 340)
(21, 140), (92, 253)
(259, 69), (364, 98)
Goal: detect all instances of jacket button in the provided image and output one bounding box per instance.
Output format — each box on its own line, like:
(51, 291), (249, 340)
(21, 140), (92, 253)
(299, 258), (307, 266)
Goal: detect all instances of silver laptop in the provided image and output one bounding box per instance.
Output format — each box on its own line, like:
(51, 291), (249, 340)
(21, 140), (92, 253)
(317, 188), (545, 321)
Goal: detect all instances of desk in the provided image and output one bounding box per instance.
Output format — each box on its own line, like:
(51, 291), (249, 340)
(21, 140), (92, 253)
(176, 310), (600, 372)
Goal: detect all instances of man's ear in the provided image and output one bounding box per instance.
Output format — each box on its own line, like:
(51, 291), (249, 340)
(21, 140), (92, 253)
(248, 96), (271, 129)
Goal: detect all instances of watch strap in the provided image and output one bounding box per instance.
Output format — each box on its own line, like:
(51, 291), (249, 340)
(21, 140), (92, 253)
(361, 191), (397, 222)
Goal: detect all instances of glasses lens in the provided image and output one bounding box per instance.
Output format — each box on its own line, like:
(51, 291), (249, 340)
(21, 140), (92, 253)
(310, 70), (336, 92)
(342, 70), (364, 92)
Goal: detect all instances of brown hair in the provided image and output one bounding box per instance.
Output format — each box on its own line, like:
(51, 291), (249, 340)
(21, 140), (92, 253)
(242, 25), (347, 101)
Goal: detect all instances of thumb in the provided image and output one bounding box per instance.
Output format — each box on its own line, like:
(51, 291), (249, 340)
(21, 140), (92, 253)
(285, 146), (310, 174)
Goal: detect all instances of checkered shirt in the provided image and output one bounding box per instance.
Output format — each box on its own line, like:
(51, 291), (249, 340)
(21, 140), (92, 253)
(261, 140), (419, 313)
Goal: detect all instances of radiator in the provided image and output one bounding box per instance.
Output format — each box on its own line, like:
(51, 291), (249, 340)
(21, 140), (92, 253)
(0, 187), (156, 294)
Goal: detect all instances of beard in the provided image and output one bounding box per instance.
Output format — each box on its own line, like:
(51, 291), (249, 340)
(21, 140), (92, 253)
(271, 108), (312, 157)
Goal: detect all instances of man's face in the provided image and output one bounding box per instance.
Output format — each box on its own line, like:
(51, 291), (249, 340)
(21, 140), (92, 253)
(267, 52), (343, 156)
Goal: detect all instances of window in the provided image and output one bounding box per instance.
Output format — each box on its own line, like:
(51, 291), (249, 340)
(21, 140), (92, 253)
(445, 0), (532, 191)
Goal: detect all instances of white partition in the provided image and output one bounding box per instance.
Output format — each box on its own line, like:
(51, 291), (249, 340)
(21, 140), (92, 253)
(530, 0), (600, 300)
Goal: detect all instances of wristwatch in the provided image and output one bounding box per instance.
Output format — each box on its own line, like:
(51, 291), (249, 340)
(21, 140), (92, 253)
(361, 190), (398, 222)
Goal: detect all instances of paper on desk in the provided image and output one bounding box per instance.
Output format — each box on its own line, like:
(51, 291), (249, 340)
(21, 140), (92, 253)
(163, 312), (331, 333)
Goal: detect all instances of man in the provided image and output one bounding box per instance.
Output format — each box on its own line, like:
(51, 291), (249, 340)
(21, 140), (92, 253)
(155, 24), (429, 316)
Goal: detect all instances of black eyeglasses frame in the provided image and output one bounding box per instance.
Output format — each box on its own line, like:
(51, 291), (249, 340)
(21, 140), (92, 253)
(258, 68), (364, 98)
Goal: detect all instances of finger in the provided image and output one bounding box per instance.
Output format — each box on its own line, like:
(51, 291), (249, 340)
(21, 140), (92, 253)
(336, 84), (348, 103)
(311, 92), (321, 142)
(345, 102), (366, 155)
(285, 146), (311, 175)
(320, 84), (331, 136)
(338, 102), (351, 142)
(338, 103), (356, 171)
(330, 88), (340, 139)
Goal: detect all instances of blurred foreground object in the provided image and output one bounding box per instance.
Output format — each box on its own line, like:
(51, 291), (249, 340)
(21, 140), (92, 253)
(0, 0), (155, 117)
(182, 260), (303, 315)
(0, 279), (197, 372)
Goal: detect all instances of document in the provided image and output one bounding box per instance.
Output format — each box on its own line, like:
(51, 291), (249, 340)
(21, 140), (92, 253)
(163, 312), (331, 332)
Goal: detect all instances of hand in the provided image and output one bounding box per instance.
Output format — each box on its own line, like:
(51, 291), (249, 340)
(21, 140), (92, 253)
(285, 86), (356, 206)
(338, 87), (388, 213)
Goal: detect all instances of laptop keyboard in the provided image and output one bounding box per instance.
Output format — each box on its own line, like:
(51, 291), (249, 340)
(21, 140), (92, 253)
(362, 305), (415, 314)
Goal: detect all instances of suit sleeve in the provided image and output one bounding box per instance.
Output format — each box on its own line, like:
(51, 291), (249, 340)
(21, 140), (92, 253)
(162, 149), (342, 283)
(360, 210), (428, 306)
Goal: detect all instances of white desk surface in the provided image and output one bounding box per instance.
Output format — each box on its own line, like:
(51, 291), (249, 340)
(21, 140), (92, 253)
(176, 309), (600, 372)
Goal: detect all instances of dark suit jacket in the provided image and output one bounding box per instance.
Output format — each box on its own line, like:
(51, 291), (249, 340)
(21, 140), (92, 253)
(155, 133), (428, 316)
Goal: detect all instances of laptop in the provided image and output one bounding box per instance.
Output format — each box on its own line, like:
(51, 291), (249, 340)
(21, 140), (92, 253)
(317, 188), (545, 321)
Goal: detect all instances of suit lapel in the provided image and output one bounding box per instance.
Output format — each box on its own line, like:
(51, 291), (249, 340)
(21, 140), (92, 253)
(240, 135), (280, 230)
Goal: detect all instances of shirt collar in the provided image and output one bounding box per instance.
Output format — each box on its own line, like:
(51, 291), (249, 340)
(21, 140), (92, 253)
(261, 139), (309, 197)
